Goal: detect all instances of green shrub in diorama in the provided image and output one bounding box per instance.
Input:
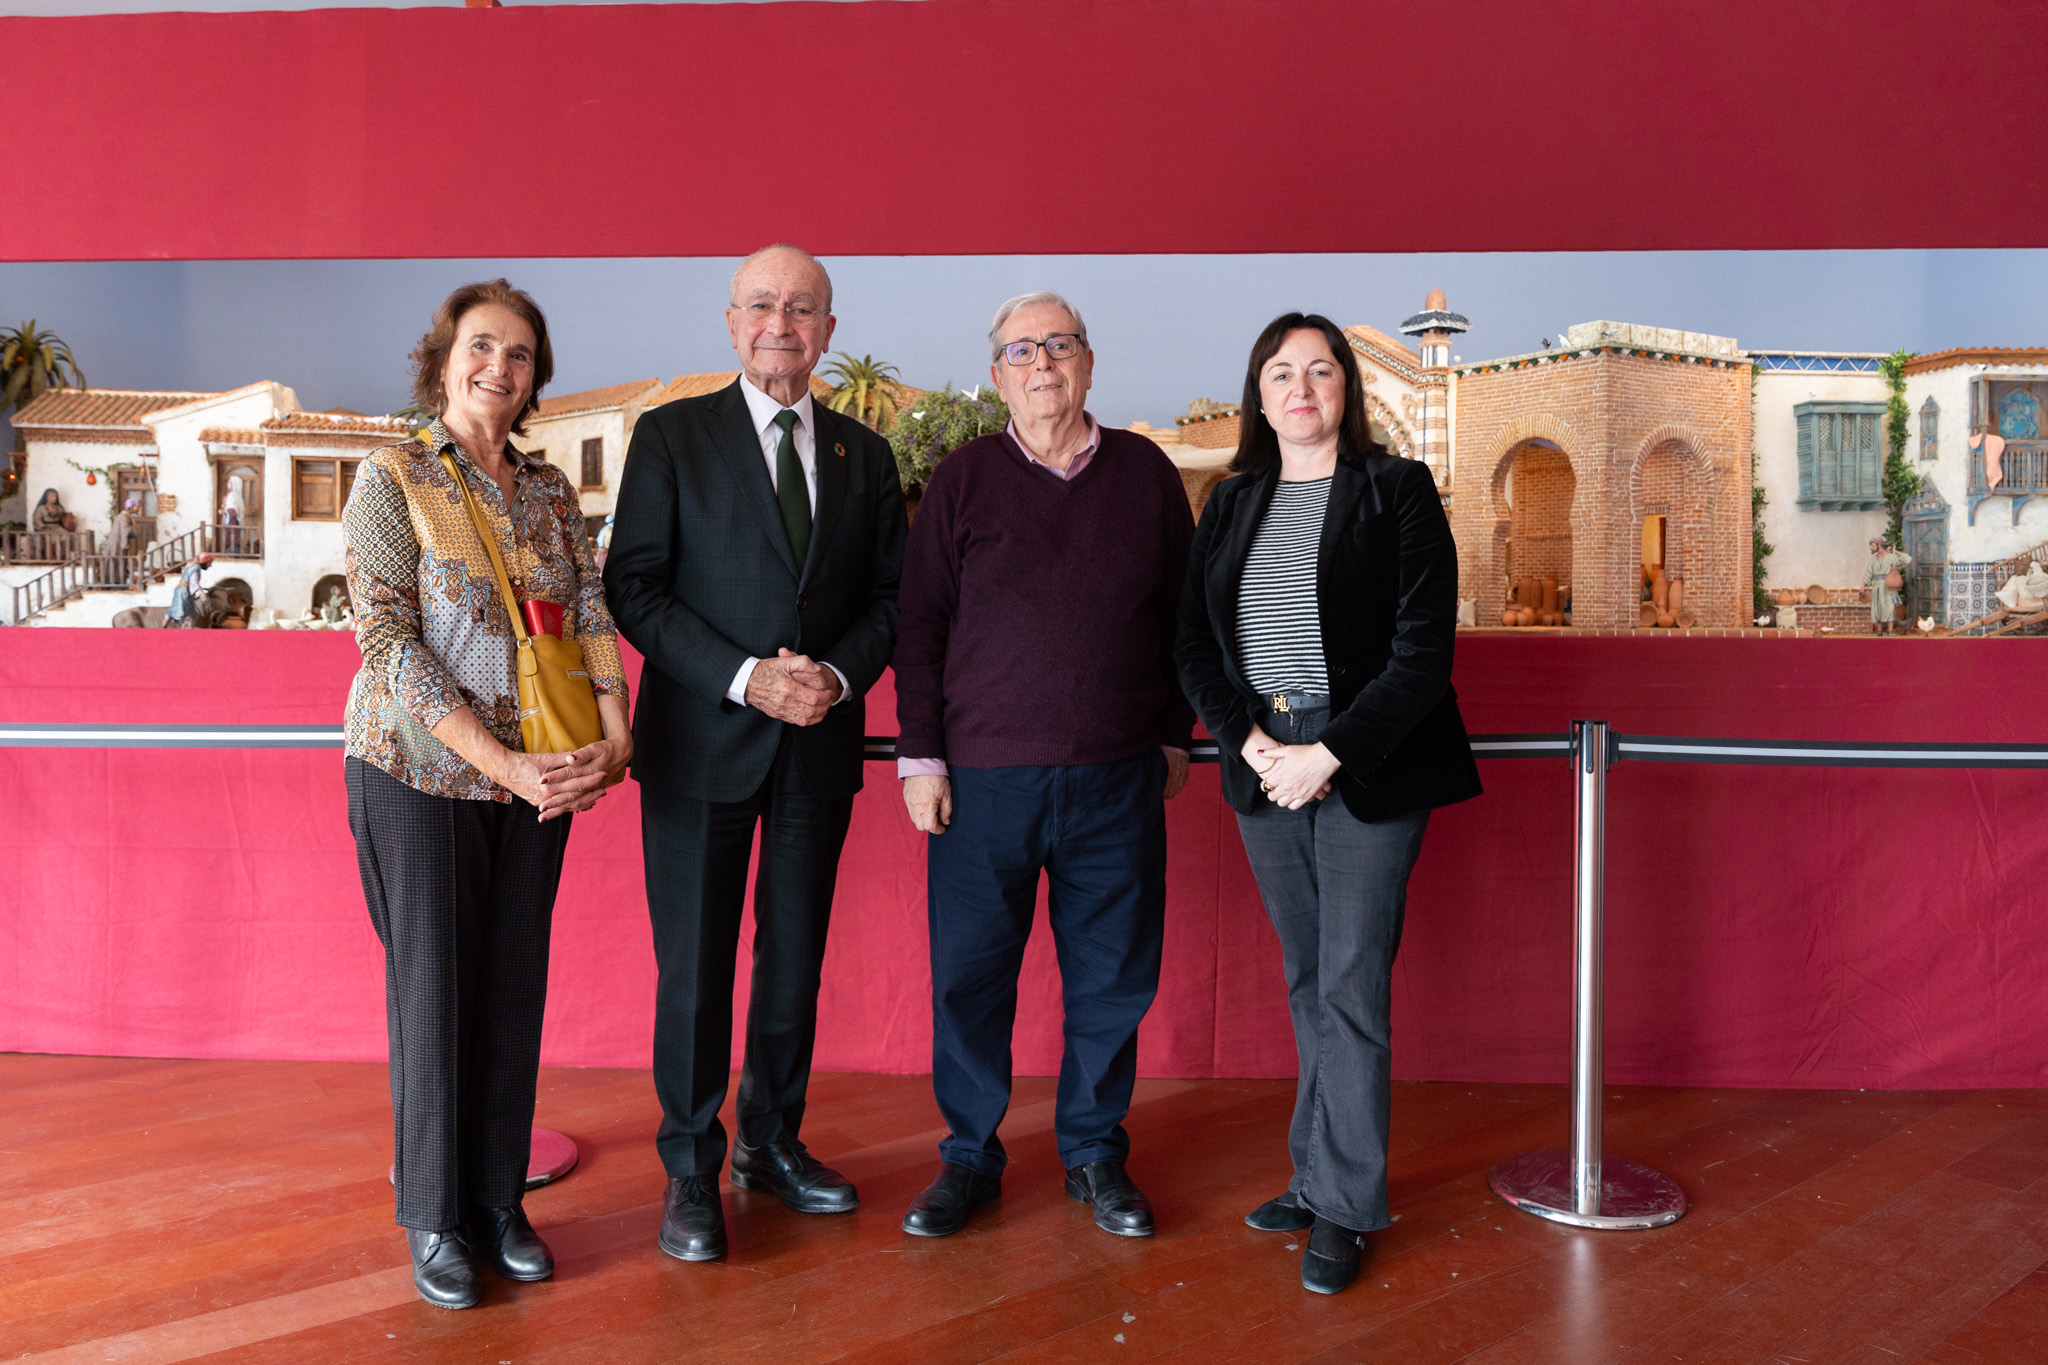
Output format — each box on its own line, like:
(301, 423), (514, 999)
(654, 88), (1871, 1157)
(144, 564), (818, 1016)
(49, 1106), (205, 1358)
(888, 384), (1010, 501)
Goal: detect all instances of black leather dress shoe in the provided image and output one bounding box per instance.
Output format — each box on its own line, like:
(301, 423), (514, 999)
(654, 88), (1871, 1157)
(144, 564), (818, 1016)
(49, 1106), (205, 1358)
(658, 1176), (728, 1262)
(1063, 1160), (1156, 1237)
(468, 1204), (553, 1281)
(1301, 1217), (1364, 1294)
(1245, 1191), (1316, 1232)
(901, 1162), (1002, 1237)
(406, 1228), (482, 1309)
(730, 1139), (858, 1214)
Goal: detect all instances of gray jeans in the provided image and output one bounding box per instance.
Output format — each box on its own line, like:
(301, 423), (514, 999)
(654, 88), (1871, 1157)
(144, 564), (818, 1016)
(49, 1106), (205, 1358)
(1236, 699), (1429, 1231)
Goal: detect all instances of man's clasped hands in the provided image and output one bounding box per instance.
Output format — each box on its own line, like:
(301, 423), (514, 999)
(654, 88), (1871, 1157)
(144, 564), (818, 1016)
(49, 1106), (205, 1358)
(745, 647), (842, 726)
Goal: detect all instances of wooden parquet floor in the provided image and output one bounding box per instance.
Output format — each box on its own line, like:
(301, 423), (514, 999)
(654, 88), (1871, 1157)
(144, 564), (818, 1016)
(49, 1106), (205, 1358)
(3, 1055), (2045, 1364)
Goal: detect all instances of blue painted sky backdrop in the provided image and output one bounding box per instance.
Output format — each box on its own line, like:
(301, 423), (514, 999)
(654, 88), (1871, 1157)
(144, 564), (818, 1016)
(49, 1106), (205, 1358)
(2, 251), (2043, 439)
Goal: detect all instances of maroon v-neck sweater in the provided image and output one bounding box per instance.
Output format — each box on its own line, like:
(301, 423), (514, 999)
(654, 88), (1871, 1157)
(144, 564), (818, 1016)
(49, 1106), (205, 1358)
(893, 428), (1196, 769)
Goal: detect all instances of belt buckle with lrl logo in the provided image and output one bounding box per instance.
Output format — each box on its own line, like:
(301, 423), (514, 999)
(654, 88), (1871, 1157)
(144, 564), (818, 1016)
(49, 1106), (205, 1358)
(1271, 693), (1291, 713)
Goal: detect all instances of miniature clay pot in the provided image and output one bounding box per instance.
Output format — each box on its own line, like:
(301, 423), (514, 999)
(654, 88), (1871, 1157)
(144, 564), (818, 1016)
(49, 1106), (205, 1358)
(1668, 577), (1685, 617)
(1518, 608), (1536, 626)
(1806, 584), (1828, 606)
(1542, 574), (1559, 616)
(1651, 570), (1669, 612)
(1656, 611), (1675, 628)
(1676, 611), (1697, 629)
(1500, 609), (1518, 626)
(1638, 603), (1657, 627)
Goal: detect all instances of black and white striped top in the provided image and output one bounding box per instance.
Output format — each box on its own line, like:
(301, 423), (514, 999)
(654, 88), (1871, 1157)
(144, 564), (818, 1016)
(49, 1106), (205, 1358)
(1235, 476), (1330, 693)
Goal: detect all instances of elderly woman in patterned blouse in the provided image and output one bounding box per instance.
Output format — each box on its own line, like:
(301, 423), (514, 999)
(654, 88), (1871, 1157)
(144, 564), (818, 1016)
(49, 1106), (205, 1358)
(342, 278), (631, 1310)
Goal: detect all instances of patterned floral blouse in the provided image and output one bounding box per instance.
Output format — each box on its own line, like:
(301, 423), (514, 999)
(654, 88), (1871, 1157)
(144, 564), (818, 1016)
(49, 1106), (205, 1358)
(344, 420), (628, 802)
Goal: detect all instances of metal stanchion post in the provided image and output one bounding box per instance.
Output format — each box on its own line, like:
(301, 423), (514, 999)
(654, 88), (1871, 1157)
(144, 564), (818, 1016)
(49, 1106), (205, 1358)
(1488, 719), (1687, 1230)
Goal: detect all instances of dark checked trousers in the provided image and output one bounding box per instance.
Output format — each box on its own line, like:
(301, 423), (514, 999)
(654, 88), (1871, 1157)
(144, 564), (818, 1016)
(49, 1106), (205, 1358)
(346, 757), (572, 1232)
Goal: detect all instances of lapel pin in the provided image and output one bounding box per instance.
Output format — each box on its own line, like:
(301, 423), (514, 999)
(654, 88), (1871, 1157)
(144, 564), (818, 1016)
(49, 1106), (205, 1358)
(834, 443), (846, 458)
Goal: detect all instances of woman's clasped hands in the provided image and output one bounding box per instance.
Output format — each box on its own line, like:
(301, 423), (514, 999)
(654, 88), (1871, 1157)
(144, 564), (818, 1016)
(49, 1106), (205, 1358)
(1242, 724), (1340, 810)
(497, 735), (633, 821)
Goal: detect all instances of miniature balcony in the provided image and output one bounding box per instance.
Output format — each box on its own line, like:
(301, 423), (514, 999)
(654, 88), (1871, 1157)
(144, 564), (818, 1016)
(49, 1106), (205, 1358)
(1969, 439), (2048, 527)
(0, 529), (97, 565)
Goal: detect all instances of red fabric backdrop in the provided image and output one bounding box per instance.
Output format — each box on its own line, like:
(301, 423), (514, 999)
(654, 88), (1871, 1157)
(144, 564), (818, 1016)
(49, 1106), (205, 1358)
(2, 630), (2042, 1090)
(4, 0), (2047, 260)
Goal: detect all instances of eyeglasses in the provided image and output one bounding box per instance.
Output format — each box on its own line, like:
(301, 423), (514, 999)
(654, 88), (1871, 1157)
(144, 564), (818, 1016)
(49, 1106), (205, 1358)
(735, 300), (825, 324)
(997, 333), (1086, 367)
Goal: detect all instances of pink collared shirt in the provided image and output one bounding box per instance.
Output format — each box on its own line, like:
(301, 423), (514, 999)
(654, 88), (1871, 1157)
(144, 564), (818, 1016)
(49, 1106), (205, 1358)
(1007, 414), (1102, 480)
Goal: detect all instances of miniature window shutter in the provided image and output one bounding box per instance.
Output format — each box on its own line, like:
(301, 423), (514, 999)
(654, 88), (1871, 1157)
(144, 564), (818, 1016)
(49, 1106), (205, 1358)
(1794, 401), (1887, 510)
(1920, 397), (1939, 462)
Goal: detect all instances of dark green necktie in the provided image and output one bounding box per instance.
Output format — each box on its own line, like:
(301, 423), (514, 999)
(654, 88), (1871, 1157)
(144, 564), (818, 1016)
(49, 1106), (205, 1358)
(773, 409), (811, 568)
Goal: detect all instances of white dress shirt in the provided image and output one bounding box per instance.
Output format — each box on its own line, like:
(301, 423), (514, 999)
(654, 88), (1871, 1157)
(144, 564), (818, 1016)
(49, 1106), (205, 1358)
(726, 373), (850, 708)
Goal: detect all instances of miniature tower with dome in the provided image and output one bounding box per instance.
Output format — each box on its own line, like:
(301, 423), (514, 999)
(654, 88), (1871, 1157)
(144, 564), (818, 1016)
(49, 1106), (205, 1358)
(1400, 290), (1470, 488)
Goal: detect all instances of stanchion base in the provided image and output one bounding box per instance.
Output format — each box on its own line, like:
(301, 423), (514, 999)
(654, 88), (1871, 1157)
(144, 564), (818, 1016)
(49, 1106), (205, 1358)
(387, 1128), (579, 1191)
(1488, 1149), (1687, 1230)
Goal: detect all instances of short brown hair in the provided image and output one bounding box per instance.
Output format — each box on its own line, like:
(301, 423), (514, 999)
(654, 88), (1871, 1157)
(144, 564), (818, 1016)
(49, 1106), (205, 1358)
(408, 279), (554, 435)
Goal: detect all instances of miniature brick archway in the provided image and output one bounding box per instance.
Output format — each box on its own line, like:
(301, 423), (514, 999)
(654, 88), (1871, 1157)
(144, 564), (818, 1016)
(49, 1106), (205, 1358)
(1628, 425), (1727, 626)
(1365, 393), (1415, 461)
(1482, 414), (1586, 613)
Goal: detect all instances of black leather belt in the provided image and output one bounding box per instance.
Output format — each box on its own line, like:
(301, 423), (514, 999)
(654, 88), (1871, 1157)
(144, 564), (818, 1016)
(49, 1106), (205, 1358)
(1262, 692), (1331, 714)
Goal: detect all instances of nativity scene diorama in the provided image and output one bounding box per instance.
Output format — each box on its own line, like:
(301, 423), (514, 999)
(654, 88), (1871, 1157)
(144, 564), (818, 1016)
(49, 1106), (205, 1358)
(2, 296), (2043, 638)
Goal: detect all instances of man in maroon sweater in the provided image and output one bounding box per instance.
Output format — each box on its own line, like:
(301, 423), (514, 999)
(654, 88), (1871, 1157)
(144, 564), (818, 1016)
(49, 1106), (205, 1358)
(892, 292), (1195, 1238)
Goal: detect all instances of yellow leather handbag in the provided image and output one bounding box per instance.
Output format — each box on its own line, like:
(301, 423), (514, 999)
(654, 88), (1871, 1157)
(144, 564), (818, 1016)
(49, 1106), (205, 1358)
(437, 451), (606, 761)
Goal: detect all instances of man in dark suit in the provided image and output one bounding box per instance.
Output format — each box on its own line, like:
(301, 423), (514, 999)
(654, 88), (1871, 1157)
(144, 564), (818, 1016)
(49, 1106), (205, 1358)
(604, 244), (907, 1263)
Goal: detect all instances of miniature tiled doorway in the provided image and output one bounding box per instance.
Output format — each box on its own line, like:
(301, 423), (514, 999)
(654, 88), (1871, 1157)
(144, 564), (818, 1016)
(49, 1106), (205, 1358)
(1903, 479), (1949, 625)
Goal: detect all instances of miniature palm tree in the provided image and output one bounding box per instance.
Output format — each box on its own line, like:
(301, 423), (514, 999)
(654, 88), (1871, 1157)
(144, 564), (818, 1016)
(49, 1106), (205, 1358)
(1, 320), (87, 418)
(822, 353), (903, 432)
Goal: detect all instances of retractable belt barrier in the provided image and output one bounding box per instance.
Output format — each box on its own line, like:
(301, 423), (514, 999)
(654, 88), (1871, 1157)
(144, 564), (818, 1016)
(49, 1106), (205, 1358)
(7, 718), (2041, 1225)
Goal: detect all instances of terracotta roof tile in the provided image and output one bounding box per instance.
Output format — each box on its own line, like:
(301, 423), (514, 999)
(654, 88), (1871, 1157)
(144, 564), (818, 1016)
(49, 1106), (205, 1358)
(261, 412), (410, 435)
(199, 427), (264, 446)
(1902, 346), (2048, 375)
(644, 372), (839, 408)
(11, 387), (211, 433)
(646, 371), (740, 406)
(258, 412), (411, 448)
(533, 378), (662, 418)
(1344, 325), (1422, 368)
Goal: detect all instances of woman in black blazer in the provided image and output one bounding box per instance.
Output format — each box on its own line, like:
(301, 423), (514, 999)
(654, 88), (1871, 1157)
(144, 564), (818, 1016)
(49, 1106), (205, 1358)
(1176, 312), (1481, 1295)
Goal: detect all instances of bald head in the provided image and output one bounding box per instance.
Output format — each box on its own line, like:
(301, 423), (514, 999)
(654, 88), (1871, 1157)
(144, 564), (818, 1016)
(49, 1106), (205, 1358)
(729, 244), (833, 313)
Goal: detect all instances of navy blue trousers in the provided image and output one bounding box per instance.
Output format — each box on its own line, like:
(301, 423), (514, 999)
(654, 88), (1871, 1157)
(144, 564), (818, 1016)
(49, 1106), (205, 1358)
(927, 751), (1167, 1176)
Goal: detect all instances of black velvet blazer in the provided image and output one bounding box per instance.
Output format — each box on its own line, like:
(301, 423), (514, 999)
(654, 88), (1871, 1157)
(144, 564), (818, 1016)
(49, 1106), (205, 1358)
(604, 380), (907, 803)
(1175, 450), (1482, 820)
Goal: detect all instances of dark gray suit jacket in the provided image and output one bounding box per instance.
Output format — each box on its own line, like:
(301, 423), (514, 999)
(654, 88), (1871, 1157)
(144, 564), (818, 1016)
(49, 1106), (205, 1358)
(604, 379), (907, 803)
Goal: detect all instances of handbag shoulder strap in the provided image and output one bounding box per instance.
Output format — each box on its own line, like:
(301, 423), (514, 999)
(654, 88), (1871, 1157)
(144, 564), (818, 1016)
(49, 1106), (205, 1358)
(436, 448), (531, 647)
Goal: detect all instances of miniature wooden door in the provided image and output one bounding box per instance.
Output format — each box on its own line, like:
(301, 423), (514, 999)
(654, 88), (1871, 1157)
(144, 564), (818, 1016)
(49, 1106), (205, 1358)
(1903, 482), (1949, 625)
(114, 467), (158, 548)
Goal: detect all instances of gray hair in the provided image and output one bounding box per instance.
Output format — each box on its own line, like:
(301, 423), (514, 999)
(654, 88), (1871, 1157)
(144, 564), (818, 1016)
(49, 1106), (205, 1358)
(988, 291), (1088, 360)
(729, 243), (833, 311)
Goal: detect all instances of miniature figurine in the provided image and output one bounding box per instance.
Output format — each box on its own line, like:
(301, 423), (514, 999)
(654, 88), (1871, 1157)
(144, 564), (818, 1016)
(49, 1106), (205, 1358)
(1864, 537), (1913, 635)
(32, 488), (72, 536)
(165, 555), (211, 628)
(321, 585), (347, 624)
